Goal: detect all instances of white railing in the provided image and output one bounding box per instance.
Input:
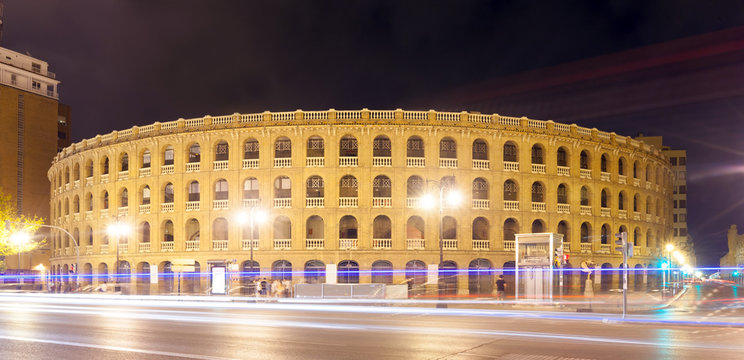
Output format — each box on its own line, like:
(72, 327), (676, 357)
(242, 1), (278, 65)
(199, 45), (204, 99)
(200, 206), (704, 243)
(212, 240), (229, 251)
(439, 158), (457, 168)
(273, 239), (292, 249)
(406, 157), (425, 167)
(372, 197), (392, 208)
(65, 183), (70, 191)
(442, 239), (457, 250)
(577, 128), (592, 137)
(100, 209), (109, 218)
(306, 197), (324, 208)
(213, 160), (229, 171)
(118, 171), (128, 180)
(161, 242), (174, 252)
(580, 205), (592, 215)
(646, 214), (653, 222)
(528, 119), (547, 129)
(436, 112), (460, 121)
(597, 131), (611, 141)
(580, 243), (592, 253)
(562, 242), (570, 253)
(212, 115), (232, 125)
(407, 239), (425, 250)
(472, 199), (489, 209)
(139, 167), (151, 177)
(372, 239), (392, 249)
(100, 174), (109, 183)
(601, 172), (610, 182)
(339, 197), (358, 207)
(633, 212), (641, 221)
(85, 211), (93, 221)
(618, 175), (627, 184)
(99, 245), (109, 254)
(139, 124), (155, 134)
(185, 201), (200, 211)
(469, 114), (491, 124)
(185, 240), (199, 251)
(73, 213), (80, 222)
(406, 198), (420, 208)
(580, 169), (592, 179)
(242, 198), (259, 208)
(336, 110), (361, 119)
(554, 123), (571, 132)
(161, 164), (174, 174)
(403, 110), (428, 120)
(241, 239), (258, 250)
(503, 200), (519, 211)
(601, 208), (610, 217)
(499, 116), (520, 126)
(185, 163), (200, 172)
(161, 202), (174, 212)
(74, 180), (80, 188)
(161, 120), (178, 130)
(633, 178), (640, 187)
(138, 243), (150, 253)
(243, 159), (259, 169)
(240, 113), (263, 122)
(305, 239), (324, 249)
(274, 198), (291, 208)
(503, 240), (515, 250)
(504, 161), (519, 172)
(118, 206), (128, 217)
(472, 159), (489, 169)
(373, 157), (392, 167)
(339, 238), (358, 249)
(618, 209), (627, 219)
(339, 156), (358, 167)
(184, 117), (204, 127)
(306, 157), (324, 167)
(600, 244), (611, 253)
(139, 204), (150, 214)
(557, 166), (570, 176)
(86, 176), (93, 186)
(118, 243), (128, 253)
(557, 203), (570, 213)
(303, 111), (328, 120)
(645, 182), (652, 190)
(531, 164), (546, 174)
(85, 245), (93, 255)
(472, 240), (490, 250)
(271, 112), (295, 121)
(213, 200), (229, 210)
(274, 158), (291, 168)
(532, 202), (546, 212)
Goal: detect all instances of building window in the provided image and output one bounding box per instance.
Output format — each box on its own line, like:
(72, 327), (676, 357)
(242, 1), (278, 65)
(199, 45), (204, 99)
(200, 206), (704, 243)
(680, 228), (688, 236)
(670, 157), (677, 166)
(679, 200), (686, 208)
(164, 146), (174, 165)
(215, 141), (229, 161)
(679, 157), (686, 165)
(189, 144), (201, 163)
(32, 80), (41, 90)
(503, 142), (517, 162)
(31, 63), (41, 73)
(679, 185), (686, 194)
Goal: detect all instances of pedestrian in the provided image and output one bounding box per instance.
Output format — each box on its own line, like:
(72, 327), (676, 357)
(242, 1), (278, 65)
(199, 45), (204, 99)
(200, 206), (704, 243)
(253, 279), (261, 297)
(272, 279), (281, 297)
(495, 275), (507, 301)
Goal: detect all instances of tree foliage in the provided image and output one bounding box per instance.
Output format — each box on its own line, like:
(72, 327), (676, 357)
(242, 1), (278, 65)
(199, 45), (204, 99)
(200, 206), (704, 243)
(0, 189), (45, 256)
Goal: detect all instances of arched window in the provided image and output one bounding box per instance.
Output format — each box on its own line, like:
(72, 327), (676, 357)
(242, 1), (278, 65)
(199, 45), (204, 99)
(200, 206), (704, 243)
(557, 221), (569, 243)
(618, 157), (626, 176)
(65, 167), (70, 184)
(472, 217), (489, 240)
(407, 136), (424, 158)
(439, 137), (456, 159)
(304, 260), (326, 284)
(339, 215), (358, 239)
(373, 136), (391, 158)
(214, 179), (228, 200)
(142, 150), (151, 169)
(557, 184), (568, 204)
(646, 164), (652, 182)
(601, 189), (609, 208)
(373, 215), (392, 239)
(273, 216), (292, 240)
(531, 182), (544, 202)
(338, 260), (359, 284)
(64, 199), (69, 215)
(633, 161), (640, 178)
(215, 141), (229, 161)
(163, 220), (174, 242)
(305, 215), (324, 240)
(531, 144), (544, 164)
(186, 219), (200, 241)
(531, 219), (545, 233)
(503, 218), (518, 240)
(73, 163), (80, 181)
(406, 176), (424, 198)
(472, 139), (488, 160)
(102, 191), (109, 209)
(472, 178), (489, 200)
(406, 216), (425, 240)
(140, 222), (150, 243)
(141, 186), (151, 205)
(633, 194), (640, 212)
(371, 260), (393, 284)
(120, 153), (129, 172)
(580, 150), (590, 169)
(213, 218), (229, 240)
(272, 260), (292, 281)
(339, 135), (358, 157)
(274, 176), (291, 199)
(73, 196), (80, 213)
(164, 183), (174, 203)
(618, 191), (625, 210)
(86, 193), (93, 211)
(503, 180), (518, 201)
(503, 142), (517, 162)
(163, 146), (174, 165)
(339, 175), (358, 198)
(373, 175), (392, 198)
(646, 230), (653, 248)
(601, 224), (611, 244)
(102, 156), (109, 175)
(85, 160), (94, 178)
(406, 260), (427, 295)
(557, 147), (568, 167)
(244, 138), (259, 160)
(188, 143), (201, 163)
(600, 154), (609, 172)
(580, 186), (590, 206)
(120, 188), (129, 207)
(306, 176), (324, 198)
(243, 178), (258, 200)
(646, 196), (652, 214)
(582, 223), (593, 243)
(633, 227), (641, 246)
(188, 181), (200, 201)
(86, 226), (94, 245)
(306, 136), (324, 160)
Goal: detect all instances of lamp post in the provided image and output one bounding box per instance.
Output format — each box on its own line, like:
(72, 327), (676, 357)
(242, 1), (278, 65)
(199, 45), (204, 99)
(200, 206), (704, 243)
(665, 243), (674, 293)
(420, 179), (461, 302)
(237, 205), (267, 295)
(107, 221), (131, 291)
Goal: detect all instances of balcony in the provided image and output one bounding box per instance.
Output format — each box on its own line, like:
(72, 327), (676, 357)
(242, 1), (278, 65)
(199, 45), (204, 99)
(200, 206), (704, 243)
(633, 212), (641, 221)
(305, 239), (324, 249)
(599, 244), (611, 253)
(372, 239), (392, 249)
(601, 207), (610, 217)
(503, 161), (519, 172)
(274, 198), (291, 208)
(64, 248), (71, 256)
(161, 203), (174, 212)
(213, 200), (229, 210)
(503, 200), (519, 211)
(100, 174), (109, 183)
(339, 238), (358, 249)
(618, 175), (627, 184)
(407, 239), (425, 250)
(472, 240), (490, 250)
(139, 204), (151, 214)
(74, 180), (80, 189)
(118, 206), (128, 217)
(213, 160), (229, 171)
(161, 164), (174, 175)
(242, 198), (259, 208)
(100, 208), (109, 218)
(645, 182), (652, 190)
(241, 239), (258, 250)
(339, 197), (358, 208)
(185, 240), (200, 251)
(472, 159), (489, 170)
(85, 245), (93, 255)
(372, 197), (392, 208)
(531, 164), (546, 174)
(580, 169), (592, 179)
(185, 201), (200, 211)
(86, 176), (93, 186)
(531, 202), (546, 212)
(600, 172), (610, 182)
(472, 199), (489, 210)
(306, 157), (324, 167)
(562, 242), (570, 253)
(73, 213), (80, 221)
(306, 197), (324, 208)
(442, 239), (457, 250)
(580, 205), (592, 215)
(118, 171), (129, 181)
(99, 245), (109, 254)
(439, 158), (457, 168)
(185, 162), (200, 172)
(212, 240), (229, 251)
(633, 178), (640, 187)
(406, 157), (425, 167)
(274, 158), (291, 168)
(139, 167), (151, 177)
(118, 243), (129, 253)
(161, 242), (174, 251)
(339, 156), (358, 167)
(580, 243), (591, 253)
(503, 240), (515, 251)
(373, 157), (392, 167)
(273, 239), (291, 249)
(557, 203), (570, 213)
(243, 159), (259, 169)
(557, 166), (570, 176)
(65, 183), (70, 191)
(406, 198), (421, 208)
(138, 242), (151, 253)
(618, 209), (627, 219)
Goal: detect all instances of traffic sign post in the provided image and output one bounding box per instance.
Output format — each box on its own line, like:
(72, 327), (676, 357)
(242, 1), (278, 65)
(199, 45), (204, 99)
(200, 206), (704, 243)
(614, 232), (631, 318)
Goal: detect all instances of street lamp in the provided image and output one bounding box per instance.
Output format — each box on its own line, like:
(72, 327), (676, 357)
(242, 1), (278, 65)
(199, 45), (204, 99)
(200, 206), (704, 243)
(665, 243), (674, 292)
(107, 221), (131, 288)
(236, 206), (267, 294)
(419, 179), (461, 300)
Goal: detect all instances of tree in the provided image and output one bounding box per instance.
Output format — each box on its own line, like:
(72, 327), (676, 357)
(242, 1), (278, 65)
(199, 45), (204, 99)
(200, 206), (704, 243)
(0, 189), (45, 256)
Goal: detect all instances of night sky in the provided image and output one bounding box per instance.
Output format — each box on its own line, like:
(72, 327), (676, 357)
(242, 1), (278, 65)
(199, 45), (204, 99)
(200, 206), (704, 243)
(4, 1), (744, 267)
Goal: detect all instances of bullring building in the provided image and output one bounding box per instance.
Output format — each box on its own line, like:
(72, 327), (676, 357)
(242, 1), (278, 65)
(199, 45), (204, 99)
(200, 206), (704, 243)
(48, 109), (673, 295)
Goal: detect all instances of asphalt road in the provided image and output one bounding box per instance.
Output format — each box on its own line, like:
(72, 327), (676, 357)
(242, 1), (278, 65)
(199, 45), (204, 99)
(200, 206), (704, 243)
(0, 283), (742, 360)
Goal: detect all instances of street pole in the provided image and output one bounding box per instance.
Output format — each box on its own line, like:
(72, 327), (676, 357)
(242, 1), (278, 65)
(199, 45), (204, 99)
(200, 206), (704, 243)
(438, 185), (444, 306)
(250, 207), (255, 294)
(622, 252), (628, 319)
(7, 221), (80, 289)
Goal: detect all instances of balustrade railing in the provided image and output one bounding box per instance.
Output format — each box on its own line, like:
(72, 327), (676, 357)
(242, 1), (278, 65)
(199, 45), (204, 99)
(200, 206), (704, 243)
(139, 167), (151, 177)
(274, 198), (291, 208)
(472, 240), (490, 250)
(161, 242), (174, 251)
(600, 244), (611, 253)
(161, 165), (174, 174)
(557, 203), (570, 213)
(241, 239), (258, 250)
(472, 199), (489, 209)
(242, 198), (259, 208)
(407, 198), (420, 208)
(186, 201), (200, 211)
(213, 200), (229, 210)
(372, 239), (392, 249)
(212, 240), (229, 251)
(407, 239), (425, 250)
(306, 197), (324, 208)
(372, 197), (392, 208)
(100, 174), (109, 183)
(580, 205), (592, 215)
(86, 176), (93, 186)
(439, 158), (457, 168)
(118, 243), (128, 253)
(472, 159), (489, 169)
(274, 158), (291, 168)
(531, 164), (546, 174)
(118, 206), (128, 217)
(339, 157), (358, 167)
(633, 178), (640, 186)
(580, 169), (592, 179)
(339, 197), (358, 207)
(213, 160), (229, 171)
(633, 212), (641, 221)
(557, 166), (570, 176)
(306, 157), (324, 167)
(601, 207), (610, 217)
(339, 238), (358, 249)
(531, 202), (546, 212)
(600, 172), (610, 182)
(504, 161), (519, 172)
(274, 239), (291, 249)
(243, 159), (259, 169)
(161, 202), (174, 212)
(139, 204), (150, 214)
(618, 175), (627, 184)
(503, 240), (515, 250)
(85, 245), (93, 255)
(185, 162), (200, 172)
(503, 200), (519, 211)
(185, 240), (199, 251)
(118, 171), (128, 180)
(406, 157), (425, 167)
(305, 239), (324, 249)
(373, 157), (392, 167)
(618, 209), (627, 219)
(99, 245), (109, 254)
(442, 239), (457, 250)
(74, 180), (80, 188)
(138, 242), (151, 253)
(580, 243), (592, 253)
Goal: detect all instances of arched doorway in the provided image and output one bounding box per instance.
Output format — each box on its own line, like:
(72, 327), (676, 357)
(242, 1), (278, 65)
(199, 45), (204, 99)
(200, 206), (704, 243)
(338, 260), (359, 284)
(634, 264), (644, 291)
(503, 261), (515, 297)
(304, 260), (325, 284)
(242, 260), (260, 295)
(159, 261), (173, 294)
(137, 262), (150, 295)
(406, 260), (426, 296)
(439, 260), (458, 296)
(600, 263), (612, 292)
(468, 258), (493, 295)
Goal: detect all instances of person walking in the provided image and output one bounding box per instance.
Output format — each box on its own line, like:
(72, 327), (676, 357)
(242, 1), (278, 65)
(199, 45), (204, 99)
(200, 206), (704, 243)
(495, 275), (507, 301)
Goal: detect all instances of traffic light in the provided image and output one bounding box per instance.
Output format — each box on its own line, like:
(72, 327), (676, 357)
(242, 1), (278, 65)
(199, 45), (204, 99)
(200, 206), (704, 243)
(614, 231), (633, 258)
(555, 246), (563, 259)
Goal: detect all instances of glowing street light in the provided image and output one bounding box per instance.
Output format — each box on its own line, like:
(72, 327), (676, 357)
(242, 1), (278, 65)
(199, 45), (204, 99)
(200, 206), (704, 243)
(107, 221), (131, 287)
(236, 205), (268, 293)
